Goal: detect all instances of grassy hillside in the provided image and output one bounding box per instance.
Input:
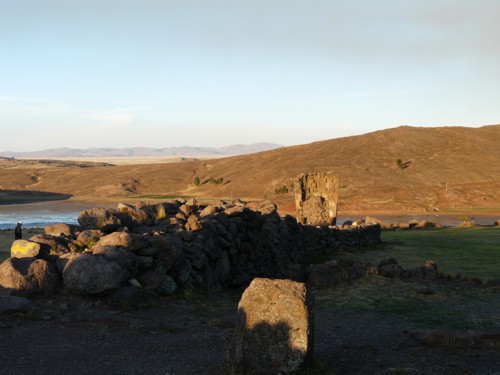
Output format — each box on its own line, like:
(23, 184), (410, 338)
(2, 125), (500, 213)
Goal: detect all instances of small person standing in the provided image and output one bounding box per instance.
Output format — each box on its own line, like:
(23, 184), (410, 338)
(14, 221), (22, 240)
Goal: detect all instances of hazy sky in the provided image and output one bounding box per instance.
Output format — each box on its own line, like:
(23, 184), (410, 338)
(1, 0), (499, 151)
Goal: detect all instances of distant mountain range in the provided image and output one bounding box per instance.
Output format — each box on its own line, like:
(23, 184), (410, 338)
(0, 143), (283, 159)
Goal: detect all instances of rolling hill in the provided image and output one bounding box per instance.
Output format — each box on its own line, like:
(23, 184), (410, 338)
(2, 125), (500, 215)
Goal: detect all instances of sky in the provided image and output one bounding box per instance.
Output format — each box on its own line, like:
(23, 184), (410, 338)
(1, 0), (500, 152)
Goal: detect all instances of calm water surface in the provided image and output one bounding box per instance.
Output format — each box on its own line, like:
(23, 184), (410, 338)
(0, 200), (115, 230)
(0, 200), (498, 230)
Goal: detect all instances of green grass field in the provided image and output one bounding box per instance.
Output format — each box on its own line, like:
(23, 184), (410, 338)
(340, 226), (500, 282)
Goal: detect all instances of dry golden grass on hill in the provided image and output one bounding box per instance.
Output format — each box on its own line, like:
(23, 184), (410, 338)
(2, 125), (500, 215)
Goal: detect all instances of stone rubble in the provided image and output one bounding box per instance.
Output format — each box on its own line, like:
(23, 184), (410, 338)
(0, 199), (381, 297)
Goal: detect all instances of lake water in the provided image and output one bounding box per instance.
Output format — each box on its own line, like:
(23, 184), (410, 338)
(0, 200), (498, 230)
(0, 200), (115, 230)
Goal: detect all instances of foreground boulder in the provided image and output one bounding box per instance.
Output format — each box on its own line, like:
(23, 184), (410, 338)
(0, 258), (61, 296)
(63, 254), (123, 295)
(229, 278), (314, 373)
(10, 240), (41, 258)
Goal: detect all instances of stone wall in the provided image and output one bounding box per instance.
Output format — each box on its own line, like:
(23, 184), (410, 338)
(294, 172), (339, 226)
(1, 199), (381, 296)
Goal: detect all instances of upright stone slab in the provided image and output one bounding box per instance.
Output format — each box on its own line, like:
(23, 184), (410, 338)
(229, 278), (314, 373)
(294, 172), (339, 226)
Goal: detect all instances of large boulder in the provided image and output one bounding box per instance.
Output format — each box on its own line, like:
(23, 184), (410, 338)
(63, 254), (123, 295)
(95, 232), (134, 249)
(92, 245), (139, 282)
(117, 202), (169, 225)
(29, 233), (82, 258)
(44, 223), (78, 237)
(78, 208), (133, 233)
(229, 278), (314, 373)
(0, 257), (61, 296)
(378, 258), (402, 279)
(11, 240), (41, 258)
(248, 200), (278, 215)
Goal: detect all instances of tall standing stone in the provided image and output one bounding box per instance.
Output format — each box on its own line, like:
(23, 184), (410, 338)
(294, 172), (339, 226)
(229, 278), (314, 373)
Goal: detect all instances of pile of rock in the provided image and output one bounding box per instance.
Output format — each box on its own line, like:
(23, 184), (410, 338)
(377, 258), (438, 280)
(0, 199), (381, 297)
(364, 217), (442, 230)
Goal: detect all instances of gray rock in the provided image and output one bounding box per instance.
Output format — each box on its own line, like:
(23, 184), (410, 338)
(78, 208), (132, 233)
(92, 245), (138, 282)
(76, 229), (104, 249)
(377, 258), (402, 279)
(0, 257), (61, 296)
(55, 252), (81, 275)
(45, 223), (78, 237)
(159, 275), (177, 295)
(63, 254), (122, 295)
(29, 233), (82, 258)
(229, 278), (314, 373)
(95, 232), (134, 249)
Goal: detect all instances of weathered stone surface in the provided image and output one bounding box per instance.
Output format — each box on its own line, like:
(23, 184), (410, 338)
(92, 245), (138, 282)
(78, 208), (132, 232)
(294, 172), (339, 226)
(378, 258), (402, 279)
(0, 296), (36, 313)
(159, 275), (177, 295)
(224, 206), (245, 217)
(29, 233), (82, 258)
(199, 204), (216, 217)
(179, 204), (192, 217)
(55, 253), (81, 275)
(45, 223), (77, 237)
(307, 259), (375, 289)
(248, 200), (278, 215)
(95, 232), (134, 249)
(229, 278), (314, 373)
(76, 229), (104, 248)
(63, 254), (122, 295)
(185, 215), (202, 231)
(0, 258), (61, 296)
(11, 240), (41, 258)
